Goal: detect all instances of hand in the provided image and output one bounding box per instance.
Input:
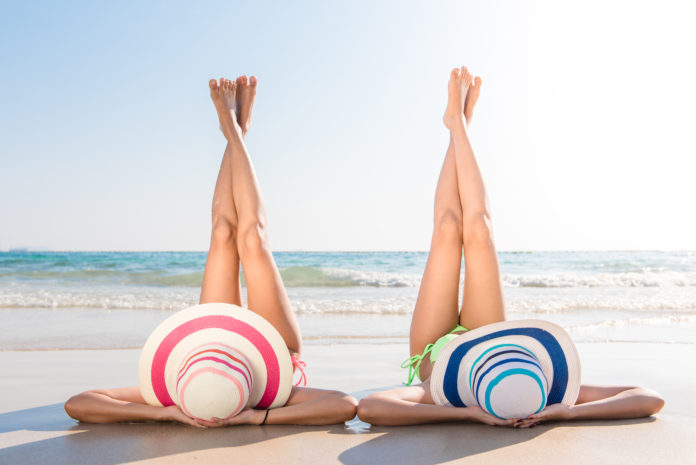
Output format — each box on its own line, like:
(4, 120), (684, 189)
(194, 408), (263, 428)
(160, 405), (207, 428)
(515, 403), (572, 428)
(465, 406), (517, 427)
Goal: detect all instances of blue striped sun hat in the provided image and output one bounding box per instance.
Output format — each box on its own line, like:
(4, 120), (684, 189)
(430, 319), (581, 420)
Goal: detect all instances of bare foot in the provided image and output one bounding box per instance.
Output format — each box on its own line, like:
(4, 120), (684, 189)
(209, 78), (241, 141)
(464, 76), (482, 125)
(443, 66), (473, 130)
(235, 75), (258, 136)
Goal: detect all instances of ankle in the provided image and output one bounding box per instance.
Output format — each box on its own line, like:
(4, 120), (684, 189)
(464, 110), (473, 126)
(223, 121), (244, 142)
(448, 114), (467, 132)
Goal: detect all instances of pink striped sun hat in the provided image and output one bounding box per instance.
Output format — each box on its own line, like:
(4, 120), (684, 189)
(138, 303), (293, 421)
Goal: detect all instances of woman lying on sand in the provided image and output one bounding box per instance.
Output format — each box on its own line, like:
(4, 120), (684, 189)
(65, 76), (357, 427)
(357, 66), (665, 428)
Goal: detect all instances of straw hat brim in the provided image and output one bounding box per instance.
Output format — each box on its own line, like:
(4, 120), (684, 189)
(138, 303), (293, 410)
(430, 319), (581, 409)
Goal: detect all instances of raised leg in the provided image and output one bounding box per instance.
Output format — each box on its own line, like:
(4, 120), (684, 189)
(444, 67), (505, 330)
(199, 142), (243, 306)
(409, 138), (463, 361)
(200, 77), (245, 306)
(409, 78), (484, 381)
(202, 77), (302, 355)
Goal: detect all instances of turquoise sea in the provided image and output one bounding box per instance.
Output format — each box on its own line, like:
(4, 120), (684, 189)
(1, 251), (695, 349)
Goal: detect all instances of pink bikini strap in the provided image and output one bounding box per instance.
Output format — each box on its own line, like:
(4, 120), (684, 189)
(291, 354), (307, 387)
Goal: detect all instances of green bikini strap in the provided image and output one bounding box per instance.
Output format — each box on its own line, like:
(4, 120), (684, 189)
(400, 325), (468, 386)
(400, 343), (435, 386)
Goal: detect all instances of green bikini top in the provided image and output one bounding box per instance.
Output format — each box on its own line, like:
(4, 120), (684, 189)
(400, 325), (468, 386)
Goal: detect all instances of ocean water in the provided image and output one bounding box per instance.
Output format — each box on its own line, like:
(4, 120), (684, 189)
(1, 250), (695, 350)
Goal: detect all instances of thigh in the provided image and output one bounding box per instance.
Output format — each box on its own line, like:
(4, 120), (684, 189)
(410, 238), (461, 356)
(242, 248), (301, 354)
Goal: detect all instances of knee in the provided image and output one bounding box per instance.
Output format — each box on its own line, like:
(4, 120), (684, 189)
(211, 217), (236, 246)
(239, 222), (269, 257)
(463, 213), (493, 246)
(433, 210), (463, 242)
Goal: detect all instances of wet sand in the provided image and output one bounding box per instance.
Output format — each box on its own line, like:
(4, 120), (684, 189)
(1, 343), (694, 464)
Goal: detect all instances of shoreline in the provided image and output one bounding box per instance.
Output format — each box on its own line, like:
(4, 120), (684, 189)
(2, 338), (695, 353)
(3, 306), (695, 353)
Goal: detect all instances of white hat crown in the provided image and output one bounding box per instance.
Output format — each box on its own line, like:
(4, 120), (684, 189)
(430, 320), (581, 420)
(175, 343), (253, 420)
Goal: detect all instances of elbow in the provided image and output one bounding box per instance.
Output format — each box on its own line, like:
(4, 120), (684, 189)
(334, 392), (358, 423)
(626, 387), (666, 417)
(644, 390), (666, 416)
(64, 391), (103, 423)
(356, 396), (383, 426)
(341, 395), (359, 422)
(64, 393), (87, 422)
(317, 390), (357, 424)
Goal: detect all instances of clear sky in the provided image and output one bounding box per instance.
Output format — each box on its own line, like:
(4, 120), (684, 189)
(1, 0), (695, 251)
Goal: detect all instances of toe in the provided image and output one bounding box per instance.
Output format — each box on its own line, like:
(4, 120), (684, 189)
(209, 79), (218, 90)
(240, 75), (247, 86)
(474, 76), (482, 88)
(249, 76), (257, 87)
(462, 68), (472, 86)
(452, 68), (460, 77)
(236, 76), (244, 87)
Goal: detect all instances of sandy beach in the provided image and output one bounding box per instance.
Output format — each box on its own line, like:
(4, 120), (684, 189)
(1, 342), (694, 465)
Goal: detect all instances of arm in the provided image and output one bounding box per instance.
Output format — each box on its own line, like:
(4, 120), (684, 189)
(64, 386), (203, 427)
(199, 387), (358, 427)
(356, 383), (516, 426)
(515, 384), (666, 427)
